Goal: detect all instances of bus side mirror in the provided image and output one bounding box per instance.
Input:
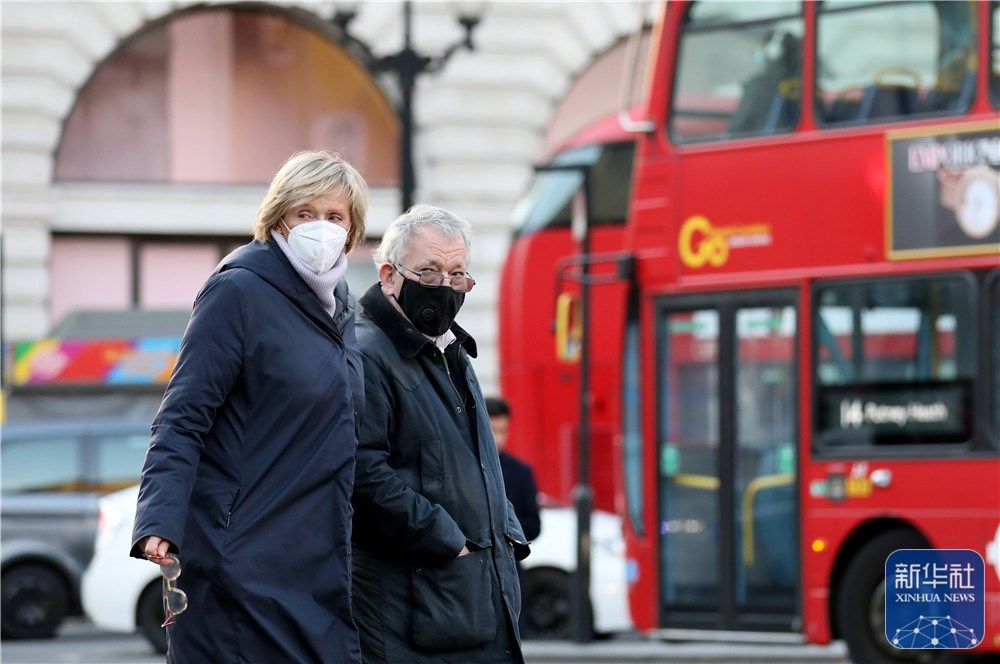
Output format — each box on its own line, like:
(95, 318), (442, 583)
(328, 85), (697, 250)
(555, 292), (582, 363)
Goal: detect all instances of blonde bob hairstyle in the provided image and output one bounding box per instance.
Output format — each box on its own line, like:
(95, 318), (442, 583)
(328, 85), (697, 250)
(253, 151), (368, 251)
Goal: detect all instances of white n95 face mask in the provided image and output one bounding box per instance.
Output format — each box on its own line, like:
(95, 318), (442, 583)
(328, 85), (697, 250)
(282, 220), (348, 273)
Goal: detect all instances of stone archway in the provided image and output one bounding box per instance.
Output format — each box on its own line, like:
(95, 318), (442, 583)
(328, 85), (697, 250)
(53, 5), (400, 187)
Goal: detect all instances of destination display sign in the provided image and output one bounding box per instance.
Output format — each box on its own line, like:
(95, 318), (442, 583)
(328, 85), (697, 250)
(817, 382), (970, 446)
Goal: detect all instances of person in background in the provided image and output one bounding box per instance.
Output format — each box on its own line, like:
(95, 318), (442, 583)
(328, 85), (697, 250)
(131, 151), (366, 663)
(351, 204), (529, 663)
(486, 396), (542, 637)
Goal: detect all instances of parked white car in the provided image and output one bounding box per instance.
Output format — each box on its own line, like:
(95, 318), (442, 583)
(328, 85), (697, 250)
(520, 505), (633, 638)
(83, 487), (631, 652)
(81, 486), (167, 653)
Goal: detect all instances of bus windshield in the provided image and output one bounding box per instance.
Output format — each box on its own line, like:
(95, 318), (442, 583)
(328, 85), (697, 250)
(512, 142), (634, 236)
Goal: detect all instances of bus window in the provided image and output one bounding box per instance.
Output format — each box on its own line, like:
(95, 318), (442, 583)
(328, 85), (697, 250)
(991, 1), (999, 108)
(670, 1), (802, 142)
(622, 313), (645, 536)
(817, 1), (977, 125)
(734, 306), (797, 612)
(658, 309), (720, 608)
(814, 275), (977, 448)
(512, 143), (634, 237)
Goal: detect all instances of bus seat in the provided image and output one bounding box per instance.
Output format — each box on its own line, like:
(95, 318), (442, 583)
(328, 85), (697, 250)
(923, 47), (976, 113)
(747, 447), (795, 589)
(763, 78), (801, 133)
(753, 483), (796, 589)
(858, 84), (919, 120)
(922, 71), (975, 113)
(822, 92), (861, 124)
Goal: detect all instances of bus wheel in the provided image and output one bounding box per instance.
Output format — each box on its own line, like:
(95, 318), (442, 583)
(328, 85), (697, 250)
(836, 529), (959, 664)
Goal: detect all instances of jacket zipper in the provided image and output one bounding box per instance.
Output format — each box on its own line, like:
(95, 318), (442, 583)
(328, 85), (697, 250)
(225, 488), (241, 530)
(439, 352), (465, 410)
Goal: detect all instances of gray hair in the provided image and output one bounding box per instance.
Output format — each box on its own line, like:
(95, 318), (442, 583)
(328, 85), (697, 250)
(373, 204), (473, 267)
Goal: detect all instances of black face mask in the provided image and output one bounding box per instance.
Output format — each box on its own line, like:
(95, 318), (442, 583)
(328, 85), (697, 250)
(396, 277), (465, 336)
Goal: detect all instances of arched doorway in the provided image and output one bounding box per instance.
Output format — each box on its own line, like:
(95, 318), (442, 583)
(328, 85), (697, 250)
(49, 6), (396, 322)
(56, 7), (399, 185)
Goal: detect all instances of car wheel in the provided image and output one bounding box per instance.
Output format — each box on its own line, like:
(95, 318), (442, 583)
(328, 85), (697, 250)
(836, 529), (961, 664)
(525, 568), (586, 640)
(0, 564), (70, 640)
(137, 583), (167, 654)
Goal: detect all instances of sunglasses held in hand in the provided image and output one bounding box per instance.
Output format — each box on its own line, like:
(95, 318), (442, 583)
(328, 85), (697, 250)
(160, 554), (189, 627)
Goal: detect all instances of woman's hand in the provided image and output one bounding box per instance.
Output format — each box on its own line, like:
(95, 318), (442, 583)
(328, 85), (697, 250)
(140, 536), (173, 565)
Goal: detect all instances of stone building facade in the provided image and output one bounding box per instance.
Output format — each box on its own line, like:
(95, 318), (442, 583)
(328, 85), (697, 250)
(1, 0), (649, 391)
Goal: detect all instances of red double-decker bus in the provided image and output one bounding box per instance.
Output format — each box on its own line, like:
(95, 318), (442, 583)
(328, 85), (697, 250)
(499, 113), (635, 515)
(500, 1), (999, 661)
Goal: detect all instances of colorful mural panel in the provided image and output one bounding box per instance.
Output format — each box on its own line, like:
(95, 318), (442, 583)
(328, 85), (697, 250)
(8, 338), (181, 386)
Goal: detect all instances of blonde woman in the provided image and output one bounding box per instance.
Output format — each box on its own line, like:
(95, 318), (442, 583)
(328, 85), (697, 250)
(132, 151), (366, 663)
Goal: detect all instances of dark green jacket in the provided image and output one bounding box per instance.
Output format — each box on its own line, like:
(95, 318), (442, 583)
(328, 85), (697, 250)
(352, 284), (528, 664)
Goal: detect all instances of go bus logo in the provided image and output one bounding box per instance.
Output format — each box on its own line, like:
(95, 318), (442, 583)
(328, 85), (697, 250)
(678, 215), (774, 269)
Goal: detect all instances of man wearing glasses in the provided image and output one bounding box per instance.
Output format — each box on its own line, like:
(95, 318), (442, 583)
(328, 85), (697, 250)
(351, 205), (529, 664)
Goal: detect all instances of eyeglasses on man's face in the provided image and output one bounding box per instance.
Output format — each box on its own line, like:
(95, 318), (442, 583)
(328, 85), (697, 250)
(160, 554), (189, 627)
(395, 263), (476, 293)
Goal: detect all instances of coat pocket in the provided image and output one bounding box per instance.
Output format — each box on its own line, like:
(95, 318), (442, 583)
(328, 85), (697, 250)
(504, 531), (530, 562)
(409, 548), (497, 651)
(418, 437), (446, 499)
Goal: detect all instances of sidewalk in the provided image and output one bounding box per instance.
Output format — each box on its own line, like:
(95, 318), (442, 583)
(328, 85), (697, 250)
(522, 637), (849, 663)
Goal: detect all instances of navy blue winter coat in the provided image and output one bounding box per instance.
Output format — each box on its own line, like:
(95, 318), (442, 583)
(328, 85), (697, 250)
(131, 240), (363, 664)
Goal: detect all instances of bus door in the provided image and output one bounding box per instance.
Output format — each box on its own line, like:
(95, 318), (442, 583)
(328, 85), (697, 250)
(656, 289), (799, 631)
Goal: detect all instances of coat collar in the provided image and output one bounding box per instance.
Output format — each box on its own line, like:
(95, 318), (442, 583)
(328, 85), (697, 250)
(358, 283), (477, 359)
(217, 241), (342, 341)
